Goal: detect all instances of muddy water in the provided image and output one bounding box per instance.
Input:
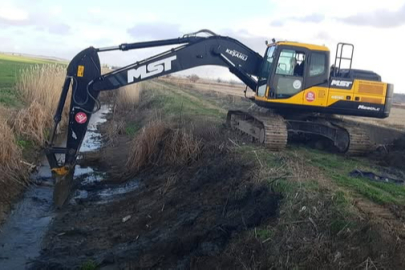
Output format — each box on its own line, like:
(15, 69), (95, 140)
(0, 105), (111, 269)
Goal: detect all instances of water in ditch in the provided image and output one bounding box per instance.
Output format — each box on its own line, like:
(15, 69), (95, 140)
(0, 105), (110, 269)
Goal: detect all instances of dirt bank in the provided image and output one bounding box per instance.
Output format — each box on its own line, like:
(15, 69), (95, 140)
(25, 81), (405, 269)
(31, 120), (281, 269)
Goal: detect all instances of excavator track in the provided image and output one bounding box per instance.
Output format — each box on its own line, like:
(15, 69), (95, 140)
(227, 110), (375, 155)
(227, 110), (288, 151)
(332, 122), (377, 155)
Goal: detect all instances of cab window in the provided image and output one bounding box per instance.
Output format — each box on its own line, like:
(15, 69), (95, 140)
(309, 53), (326, 76)
(274, 49), (306, 98)
(276, 49), (306, 76)
(257, 46), (276, 97)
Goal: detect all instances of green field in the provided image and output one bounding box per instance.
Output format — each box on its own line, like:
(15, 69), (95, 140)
(0, 53), (63, 106)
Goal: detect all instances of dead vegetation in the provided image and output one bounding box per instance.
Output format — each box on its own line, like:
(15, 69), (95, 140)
(126, 119), (202, 174)
(0, 120), (27, 183)
(13, 101), (48, 144)
(104, 83), (143, 141)
(206, 147), (405, 269)
(114, 83), (142, 112)
(15, 64), (70, 142)
(31, 78), (405, 269)
(0, 112), (29, 224)
(0, 64), (68, 224)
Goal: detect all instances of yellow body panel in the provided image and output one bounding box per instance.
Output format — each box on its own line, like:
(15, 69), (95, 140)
(255, 79), (388, 108)
(269, 41), (329, 52)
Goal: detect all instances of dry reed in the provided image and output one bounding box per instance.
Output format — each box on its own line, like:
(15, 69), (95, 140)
(107, 83), (143, 142)
(13, 102), (48, 144)
(15, 64), (69, 142)
(126, 120), (202, 174)
(115, 83), (142, 112)
(0, 112), (28, 224)
(0, 116), (27, 185)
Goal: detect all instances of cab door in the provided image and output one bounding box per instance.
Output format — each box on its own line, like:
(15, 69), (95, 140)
(270, 48), (306, 103)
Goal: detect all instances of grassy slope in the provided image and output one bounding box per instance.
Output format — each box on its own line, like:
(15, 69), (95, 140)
(134, 79), (405, 268)
(301, 147), (405, 205)
(0, 53), (61, 106)
(154, 78), (405, 206)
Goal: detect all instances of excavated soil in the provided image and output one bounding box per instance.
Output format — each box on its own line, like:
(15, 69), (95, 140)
(29, 120), (281, 269)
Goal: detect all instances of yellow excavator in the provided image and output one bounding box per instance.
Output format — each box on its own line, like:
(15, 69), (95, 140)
(45, 30), (393, 205)
(227, 40), (393, 154)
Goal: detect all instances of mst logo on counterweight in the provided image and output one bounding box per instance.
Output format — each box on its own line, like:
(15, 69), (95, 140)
(127, 56), (177, 83)
(330, 80), (353, 88)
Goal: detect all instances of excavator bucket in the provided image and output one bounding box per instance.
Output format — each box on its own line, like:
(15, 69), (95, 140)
(52, 167), (75, 208)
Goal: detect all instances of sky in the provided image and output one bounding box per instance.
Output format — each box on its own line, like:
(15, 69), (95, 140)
(1, 0), (405, 92)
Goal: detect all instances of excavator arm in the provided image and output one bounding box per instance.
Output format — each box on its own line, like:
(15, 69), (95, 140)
(45, 30), (263, 205)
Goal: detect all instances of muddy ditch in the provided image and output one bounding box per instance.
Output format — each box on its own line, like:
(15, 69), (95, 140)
(27, 113), (281, 269)
(0, 104), (111, 269)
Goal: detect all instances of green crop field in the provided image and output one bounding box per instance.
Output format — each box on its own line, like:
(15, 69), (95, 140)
(0, 53), (64, 106)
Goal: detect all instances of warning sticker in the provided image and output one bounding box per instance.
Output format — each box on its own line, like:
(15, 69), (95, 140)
(305, 91), (316, 102)
(77, 65), (84, 77)
(75, 112), (87, 124)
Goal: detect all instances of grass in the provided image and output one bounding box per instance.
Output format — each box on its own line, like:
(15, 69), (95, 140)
(0, 53), (62, 107)
(255, 227), (274, 241)
(125, 122), (141, 137)
(0, 54), (68, 145)
(80, 260), (97, 270)
(145, 81), (226, 120)
(139, 80), (405, 207)
(230, 143), (367, 268)
(14, 64), (70, 144)
(301, 147), (405, 205)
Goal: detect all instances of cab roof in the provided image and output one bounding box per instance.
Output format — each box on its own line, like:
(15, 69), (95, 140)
(270, 41), (329, 52)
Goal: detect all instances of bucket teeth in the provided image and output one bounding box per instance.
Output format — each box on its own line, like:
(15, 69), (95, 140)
(52, 168), (75, 208)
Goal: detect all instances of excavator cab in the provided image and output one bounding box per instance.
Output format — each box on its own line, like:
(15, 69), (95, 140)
(254, 41), (393, 119)
(256, 42), (329, 101)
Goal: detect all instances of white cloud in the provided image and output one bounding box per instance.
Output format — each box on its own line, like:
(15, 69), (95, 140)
(0, 0), (403, 93)
(0, 6), (28, 21)
(233, 3), (404, 92)
(49, 6), (62, 16)
(88, 8), (102, 14)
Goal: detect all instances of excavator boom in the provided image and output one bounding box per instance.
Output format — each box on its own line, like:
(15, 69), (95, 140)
(46, 30), (263, 205)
